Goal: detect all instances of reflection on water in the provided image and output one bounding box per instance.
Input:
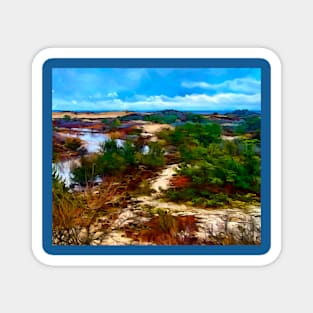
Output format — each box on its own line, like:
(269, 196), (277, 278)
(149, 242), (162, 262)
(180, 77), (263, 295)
(79, 132), (109, 153)
(54, 130), (125, 186)
(54, 157), (81, 187)
(142, 145), (149, 154)
(62, 130), (106, 153)
(54, 129), (149, 187)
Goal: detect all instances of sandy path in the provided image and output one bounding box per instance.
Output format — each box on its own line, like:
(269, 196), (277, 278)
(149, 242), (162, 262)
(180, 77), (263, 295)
(133, 163), (261, 243)
(134, 194), (260, 243)
(150, 164), (179, 193)
(221, 135), (240, 141)
(102, 163), (261, 245)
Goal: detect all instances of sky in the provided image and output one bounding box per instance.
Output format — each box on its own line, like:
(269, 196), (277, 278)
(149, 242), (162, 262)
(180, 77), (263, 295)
(52, 68), (261, 112)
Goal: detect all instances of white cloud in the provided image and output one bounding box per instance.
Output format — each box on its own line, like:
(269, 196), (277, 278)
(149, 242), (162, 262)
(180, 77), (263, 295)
(53, 92), (260, 112)
(107, 92), (118, 98)
(182, 81), (211, 89)
(182, 78), (261, 94)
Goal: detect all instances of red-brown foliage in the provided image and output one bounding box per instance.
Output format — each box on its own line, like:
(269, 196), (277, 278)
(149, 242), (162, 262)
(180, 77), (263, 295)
(126, 214), (198, 245)
(170, 176), (191, 188)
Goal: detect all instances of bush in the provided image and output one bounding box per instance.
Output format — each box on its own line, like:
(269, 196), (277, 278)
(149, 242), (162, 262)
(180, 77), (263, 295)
(102, 118), (121, 130)
(64, 137), (82, 151)
(63, 114), (71, 121)
(139, 142), (165, 168)
(97, 152), (128, 176)
(72, 139), (140, 183)
(143, 113), (177, 124)
(244, 116), (261, 131)
(111, 118), (121, 129)
(185, 113), (205, 123)
(72, 155), (98, 185)
(167, 122), (222, 147)
(163, 127), (260, 206)
(234, 124), (247, 135)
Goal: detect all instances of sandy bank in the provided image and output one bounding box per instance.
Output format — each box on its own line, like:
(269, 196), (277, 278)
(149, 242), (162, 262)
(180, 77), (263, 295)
(52, 111), (135, 119)
(136, 123), (174, 134)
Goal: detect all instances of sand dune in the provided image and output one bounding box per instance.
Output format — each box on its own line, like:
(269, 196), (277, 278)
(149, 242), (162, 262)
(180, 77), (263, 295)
(52, 111), (135, 119)
(136, 123), (174, 134)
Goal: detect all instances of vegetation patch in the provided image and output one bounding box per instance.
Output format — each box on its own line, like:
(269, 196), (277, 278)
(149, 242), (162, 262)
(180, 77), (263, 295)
(52, 109), (261, 245)
(125, 209), (198, 245)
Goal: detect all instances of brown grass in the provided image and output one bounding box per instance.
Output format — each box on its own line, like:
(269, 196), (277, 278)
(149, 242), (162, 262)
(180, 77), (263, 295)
(126, 211), (198, 245)
(52, 176), (127, 230)
(52, 197), (85, 229)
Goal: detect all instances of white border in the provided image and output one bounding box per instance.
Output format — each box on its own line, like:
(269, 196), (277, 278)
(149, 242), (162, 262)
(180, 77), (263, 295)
(32, 48), (281, 266)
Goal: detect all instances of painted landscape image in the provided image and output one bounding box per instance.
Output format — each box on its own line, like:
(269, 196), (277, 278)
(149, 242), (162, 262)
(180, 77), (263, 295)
(52, 68), (261, 246)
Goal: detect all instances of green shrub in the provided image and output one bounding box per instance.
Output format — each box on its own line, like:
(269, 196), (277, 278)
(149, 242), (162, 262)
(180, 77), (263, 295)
(64, 137), (82, 151)
(63, 114), (71, 121)
(143, 113), (177, 124)
(139, 141), (165, 168)
(234, 124), (247, 135)
(163, 125), (260, 206)
(102, 118), (121, 130)
(72, 139), (139, 183)
(72, 155), (98, 185)
(167, 122), (222, 147)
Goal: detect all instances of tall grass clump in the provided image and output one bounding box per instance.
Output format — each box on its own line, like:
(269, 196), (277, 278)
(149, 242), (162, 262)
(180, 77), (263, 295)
(52, 168), (84, 229)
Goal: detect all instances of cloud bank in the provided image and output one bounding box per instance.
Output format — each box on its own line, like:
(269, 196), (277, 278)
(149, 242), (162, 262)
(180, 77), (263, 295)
(53, 92), (260, 112)
(52, 68), (261, 112)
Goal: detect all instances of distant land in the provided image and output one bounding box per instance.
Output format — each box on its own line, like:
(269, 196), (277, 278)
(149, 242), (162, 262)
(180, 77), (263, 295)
(52, 111), (135, 119)
(52, 109), (261, 115)
(52, 109), (261, 121)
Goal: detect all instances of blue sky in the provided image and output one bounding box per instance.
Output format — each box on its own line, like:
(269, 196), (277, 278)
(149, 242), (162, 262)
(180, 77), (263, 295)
(52, 68), (261, 112)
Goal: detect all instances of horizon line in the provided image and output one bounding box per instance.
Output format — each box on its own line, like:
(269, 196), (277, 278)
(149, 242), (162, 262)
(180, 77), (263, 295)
(52, 108), (260, 113)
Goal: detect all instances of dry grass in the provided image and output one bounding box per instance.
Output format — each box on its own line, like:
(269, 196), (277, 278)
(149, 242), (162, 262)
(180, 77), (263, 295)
(109, 130), (124, 140)
(52, 175), (126, 230)
(52, 192), (85, 229)
(84, 178), (126, 209)
(126, 210), (198, 245)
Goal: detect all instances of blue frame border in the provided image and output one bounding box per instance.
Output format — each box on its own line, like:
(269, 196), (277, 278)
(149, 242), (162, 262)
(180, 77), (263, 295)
(43, 58), (270, 255)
